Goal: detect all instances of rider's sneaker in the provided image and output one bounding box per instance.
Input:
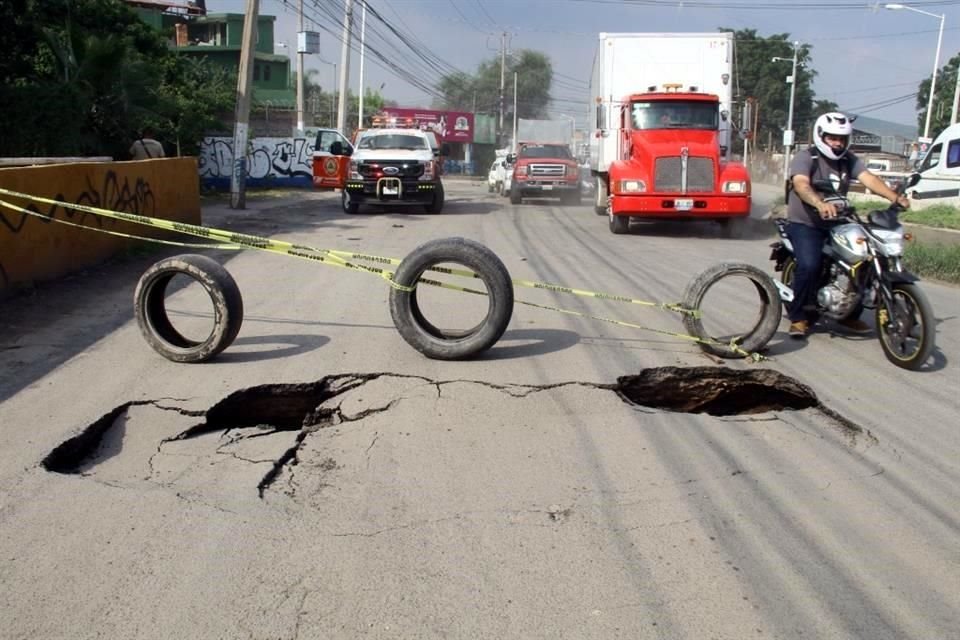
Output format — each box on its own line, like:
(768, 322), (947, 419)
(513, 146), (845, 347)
(836, 317), (871, 334)
(788, 320), (809, 339)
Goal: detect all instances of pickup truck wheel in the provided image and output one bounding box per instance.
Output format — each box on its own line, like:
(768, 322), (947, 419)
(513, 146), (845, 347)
(342, 190), (359, 214)
(609, 212), (629, 234)
(424, 182), (445, 214)
(496, 181), (503, 194)
(594, 176), (608, 215)
(389, 238), (514, 360)
(134, 254), (243, 363)
(680, 262), (782, 358)
(509, 184), (522, 205)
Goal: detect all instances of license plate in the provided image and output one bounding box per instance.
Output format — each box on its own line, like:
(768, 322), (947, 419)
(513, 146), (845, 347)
(382, 185), (399, 195)
(541, 185), (553, 191)
(675, 198), (694, 211)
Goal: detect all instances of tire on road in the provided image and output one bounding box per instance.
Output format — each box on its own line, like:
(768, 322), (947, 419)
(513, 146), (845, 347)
(424, 182), (445, 214)
(134, 254), (243, 363)
(389, 238), (514, 360)
(681, 261), (781, 358)
(342, 190), (359, 214)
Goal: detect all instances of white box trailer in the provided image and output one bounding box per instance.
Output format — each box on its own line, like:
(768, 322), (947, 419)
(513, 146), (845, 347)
(588, 32), (735, 175)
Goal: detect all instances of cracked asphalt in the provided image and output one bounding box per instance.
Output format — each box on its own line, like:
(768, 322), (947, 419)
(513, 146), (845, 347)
(0, 180), (958, 639)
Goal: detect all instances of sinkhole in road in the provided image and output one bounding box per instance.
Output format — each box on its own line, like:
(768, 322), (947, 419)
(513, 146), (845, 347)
(615, 366), (818, 416)
(42, 368), (821, 480)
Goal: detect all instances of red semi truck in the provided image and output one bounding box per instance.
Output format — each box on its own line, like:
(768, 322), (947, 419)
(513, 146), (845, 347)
(589, 32), (751, 236)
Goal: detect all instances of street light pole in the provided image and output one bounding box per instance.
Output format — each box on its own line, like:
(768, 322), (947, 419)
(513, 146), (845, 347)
(884, 3), (945, 139)
(773, 42), (799, 183)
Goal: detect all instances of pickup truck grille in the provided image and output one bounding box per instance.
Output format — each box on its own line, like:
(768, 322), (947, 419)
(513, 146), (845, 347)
(358, 161), (424, 178)
(528, 163), (566, 178)
(654, 157), (714, 193)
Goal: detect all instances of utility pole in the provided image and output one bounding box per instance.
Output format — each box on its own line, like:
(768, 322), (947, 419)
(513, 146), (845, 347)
(772, 42), (800, 183)
(512, 72), (518, 152)
(336, 0), (354, 133)
(499, 32), (507, 145)
(296, 0), (304, 133)
(358, 0), (366, 129)
(951, 63), (959, 125)
(230, 0), (259, 209)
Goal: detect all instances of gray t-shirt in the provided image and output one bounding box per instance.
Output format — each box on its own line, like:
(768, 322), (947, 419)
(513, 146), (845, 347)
(787, 147), (866, 227)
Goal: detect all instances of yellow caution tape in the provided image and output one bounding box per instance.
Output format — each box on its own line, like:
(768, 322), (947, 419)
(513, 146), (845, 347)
(0, 186), (762, 360)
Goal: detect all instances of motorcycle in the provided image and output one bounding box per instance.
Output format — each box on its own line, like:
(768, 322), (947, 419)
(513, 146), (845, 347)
(769, 173), (935, 370)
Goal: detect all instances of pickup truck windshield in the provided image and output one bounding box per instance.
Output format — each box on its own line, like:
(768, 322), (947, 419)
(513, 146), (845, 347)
(357, 134), (429, 151)
(631, 100), (718, 131)
(519, 144), (571, 159)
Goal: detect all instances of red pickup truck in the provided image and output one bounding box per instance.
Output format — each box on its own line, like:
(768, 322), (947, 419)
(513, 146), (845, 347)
(507, 142), (581, 206)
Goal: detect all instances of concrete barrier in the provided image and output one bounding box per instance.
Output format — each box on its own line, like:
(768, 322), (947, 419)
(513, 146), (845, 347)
(0, 158), (201, 297)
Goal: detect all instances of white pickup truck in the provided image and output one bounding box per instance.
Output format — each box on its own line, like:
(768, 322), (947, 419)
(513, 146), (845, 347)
(341, 128), (449, 214)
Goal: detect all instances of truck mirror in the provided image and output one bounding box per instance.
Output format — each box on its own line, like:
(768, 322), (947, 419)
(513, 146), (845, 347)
(907, 172), (921, 188)
(507, 153), (516, 164)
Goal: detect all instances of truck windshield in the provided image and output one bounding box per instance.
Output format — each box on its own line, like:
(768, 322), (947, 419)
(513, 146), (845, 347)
(630, 101), (718, 131)
(519, 144), (571, 159)
(357, 134), (428, 150)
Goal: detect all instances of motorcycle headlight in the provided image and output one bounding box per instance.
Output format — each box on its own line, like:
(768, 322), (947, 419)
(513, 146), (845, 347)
(872, 229), (904, 256)
(618, 179), (646, 193)
(722, 181), (748, 193)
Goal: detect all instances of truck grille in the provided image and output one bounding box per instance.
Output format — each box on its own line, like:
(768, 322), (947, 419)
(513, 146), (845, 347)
(529, 163), (566, 177)
(654, 157), (714, 193)
(358, 161), (424, 178)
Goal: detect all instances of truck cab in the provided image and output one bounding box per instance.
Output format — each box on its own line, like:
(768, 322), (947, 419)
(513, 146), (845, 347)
(506, 142), (581, 206)
(603, 85), (750, 234)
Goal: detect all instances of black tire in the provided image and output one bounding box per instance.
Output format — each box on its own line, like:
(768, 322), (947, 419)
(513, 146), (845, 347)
(342, 190), (359, 214)
(680, 262), (782, 358)
(424, 182), (445, 214)
(594, 175), (608, 215)
(488, 183), (494, 193)
(509, 184), (522, 205)
(609, 212), (630, 234)
(876, 283), (935, 370)
(134, 254), (243, 363)
(496, 181), (503, 194)
(389, 238), (514, 360)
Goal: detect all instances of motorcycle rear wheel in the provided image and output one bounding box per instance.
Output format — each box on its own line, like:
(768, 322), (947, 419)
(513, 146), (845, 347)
(876, 283), (935, 370)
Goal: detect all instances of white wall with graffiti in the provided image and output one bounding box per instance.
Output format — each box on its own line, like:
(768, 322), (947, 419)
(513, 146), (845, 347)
(199, 137), (315, 189)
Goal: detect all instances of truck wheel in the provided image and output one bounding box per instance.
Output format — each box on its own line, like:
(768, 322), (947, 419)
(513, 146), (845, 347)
(424, 182), (445, 214)
(609, 212), (629, 234)
(509, 184), (522, 205)
(134, 254), (243, 363)
(594, 176), (608, 215)
(342, 190), (359, 214)
(389, 238), (514, 360)
(680, 262), (781, 358)
(496, 181), (503, 194)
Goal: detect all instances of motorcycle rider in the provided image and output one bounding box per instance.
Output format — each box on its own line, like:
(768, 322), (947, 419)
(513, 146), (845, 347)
(785, 112), (910, 338)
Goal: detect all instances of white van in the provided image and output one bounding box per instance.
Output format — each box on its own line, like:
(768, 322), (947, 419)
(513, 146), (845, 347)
(908, 123), (960, 201)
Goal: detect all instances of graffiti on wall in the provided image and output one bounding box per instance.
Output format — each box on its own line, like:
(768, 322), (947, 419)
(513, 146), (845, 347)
(0, 171), (155, 288)
(199, 137), (316, 189)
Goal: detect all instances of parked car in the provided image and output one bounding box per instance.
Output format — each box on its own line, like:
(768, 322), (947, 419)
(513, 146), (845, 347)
(487, 160), (503, 193)
(907, 123), (960, 201)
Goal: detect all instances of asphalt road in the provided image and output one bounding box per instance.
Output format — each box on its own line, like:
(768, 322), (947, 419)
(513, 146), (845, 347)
(1, 179), (957, 639)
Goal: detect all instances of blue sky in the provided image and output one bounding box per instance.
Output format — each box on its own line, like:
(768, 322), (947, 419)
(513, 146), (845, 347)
(206, 0), (960, 131)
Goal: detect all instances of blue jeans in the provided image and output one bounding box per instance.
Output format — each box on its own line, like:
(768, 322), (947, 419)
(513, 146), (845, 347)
(785, 222), (828, 323)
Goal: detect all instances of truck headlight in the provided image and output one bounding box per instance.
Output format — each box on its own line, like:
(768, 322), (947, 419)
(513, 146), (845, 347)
(722, 181), (748, 193)
(350, 161), (360, 179)
(516, 165), (528, 177)
(618, 179), (646, 193)
(420, 160), (434, 181)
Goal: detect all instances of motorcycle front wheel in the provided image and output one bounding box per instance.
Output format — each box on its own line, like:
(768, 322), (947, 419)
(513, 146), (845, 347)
(876, 283), (935, 370)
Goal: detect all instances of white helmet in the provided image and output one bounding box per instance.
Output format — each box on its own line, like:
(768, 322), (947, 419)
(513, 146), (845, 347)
(813, 112), (854, 160)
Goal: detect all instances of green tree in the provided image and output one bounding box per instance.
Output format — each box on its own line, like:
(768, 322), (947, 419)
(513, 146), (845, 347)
(436, 49), (555, 141)
(155, 57), (235, 156)
(722, 29), (821, 150)
(916, 52), (959, 138)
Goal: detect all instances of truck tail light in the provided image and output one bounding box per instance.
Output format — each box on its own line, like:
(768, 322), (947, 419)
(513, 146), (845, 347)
(722, 181), (748, 193)
(618, 179), (646, 193)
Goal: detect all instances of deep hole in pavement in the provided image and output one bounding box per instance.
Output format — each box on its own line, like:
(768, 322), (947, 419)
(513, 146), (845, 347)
(43, 368), (821, 479)
(616, 366), (818, 416)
